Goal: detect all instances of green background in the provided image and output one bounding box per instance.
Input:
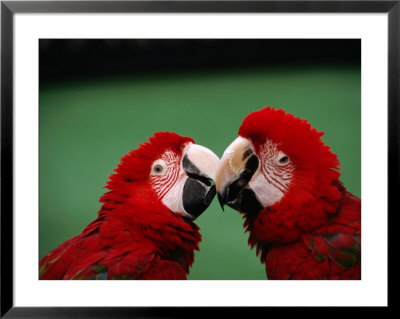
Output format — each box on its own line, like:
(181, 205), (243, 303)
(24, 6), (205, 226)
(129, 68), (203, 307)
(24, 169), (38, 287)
(39, 63), (361, 279)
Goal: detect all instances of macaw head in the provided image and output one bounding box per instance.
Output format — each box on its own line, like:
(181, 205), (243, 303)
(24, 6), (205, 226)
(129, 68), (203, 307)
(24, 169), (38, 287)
(104, 132), (220, 220)
(215, 107), (341, 215)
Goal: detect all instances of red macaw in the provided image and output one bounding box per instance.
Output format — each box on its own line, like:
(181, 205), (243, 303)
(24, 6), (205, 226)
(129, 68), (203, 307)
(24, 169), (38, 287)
(40, 132), (220, 280)
(215, 107), (361, 279)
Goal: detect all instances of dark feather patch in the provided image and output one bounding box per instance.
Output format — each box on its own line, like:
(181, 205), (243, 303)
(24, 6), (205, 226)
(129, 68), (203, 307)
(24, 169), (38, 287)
(303, 232), (361, 269)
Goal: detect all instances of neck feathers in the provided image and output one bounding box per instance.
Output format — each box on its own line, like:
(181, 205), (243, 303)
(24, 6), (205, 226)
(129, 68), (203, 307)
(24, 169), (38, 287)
(243, 180), (345, 263)
(98, 185), (201, 266)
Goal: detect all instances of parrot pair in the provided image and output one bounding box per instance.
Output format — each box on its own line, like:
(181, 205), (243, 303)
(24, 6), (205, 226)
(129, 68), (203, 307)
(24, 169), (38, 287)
(40, 107), (361, 280)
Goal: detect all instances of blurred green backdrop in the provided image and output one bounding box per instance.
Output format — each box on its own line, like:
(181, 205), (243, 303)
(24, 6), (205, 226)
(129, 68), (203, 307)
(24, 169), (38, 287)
(39, 40), (360, 280)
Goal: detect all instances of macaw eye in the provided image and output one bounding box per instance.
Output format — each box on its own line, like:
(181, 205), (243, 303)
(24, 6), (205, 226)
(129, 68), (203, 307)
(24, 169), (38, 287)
(153, 164), (164, 173)
(151, 160), (167, 175)
(278, 155), (290, 165)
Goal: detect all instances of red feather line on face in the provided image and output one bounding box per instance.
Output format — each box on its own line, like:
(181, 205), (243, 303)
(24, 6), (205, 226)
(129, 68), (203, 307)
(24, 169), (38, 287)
(150, 150), (181, 199)
(258, 140), (295, 194)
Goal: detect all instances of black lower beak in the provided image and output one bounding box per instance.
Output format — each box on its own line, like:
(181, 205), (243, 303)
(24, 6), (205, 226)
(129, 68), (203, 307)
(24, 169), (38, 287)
(183, 178), (216, 219)
(223, 186), (263, 215)
(217, 154), (262, 214)
(218, 182), (263, 215)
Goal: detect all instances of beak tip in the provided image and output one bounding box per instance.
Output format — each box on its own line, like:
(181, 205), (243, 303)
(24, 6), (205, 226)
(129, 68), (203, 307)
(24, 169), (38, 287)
(217, 192), (226, 211)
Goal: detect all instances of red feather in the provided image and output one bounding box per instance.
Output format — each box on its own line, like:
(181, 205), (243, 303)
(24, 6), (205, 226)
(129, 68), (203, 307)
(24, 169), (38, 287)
(40, 132), (201, 280)
(239, 107), (361, 279)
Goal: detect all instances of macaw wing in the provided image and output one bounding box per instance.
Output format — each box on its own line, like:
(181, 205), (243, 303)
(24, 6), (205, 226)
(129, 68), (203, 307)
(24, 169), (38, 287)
(81, 251), (187, 280)
(40, 215), (157, 280)
(102, 246), (157, 280)
(40, 238), (158, 280)
(138, 258), (188, 280)
(40, 213), (190, 280)
(39, 237), (80, 279)
(303, 232), (360, 269)
(303, 188), (361, 271)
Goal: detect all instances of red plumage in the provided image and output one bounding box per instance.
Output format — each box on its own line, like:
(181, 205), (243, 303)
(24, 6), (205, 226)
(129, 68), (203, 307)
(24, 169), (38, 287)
(239, 107), (361, 279)
(39, 132), (201, 280)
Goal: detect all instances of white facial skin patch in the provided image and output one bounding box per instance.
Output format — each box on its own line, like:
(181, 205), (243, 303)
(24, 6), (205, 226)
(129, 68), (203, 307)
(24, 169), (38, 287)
(251, 138), (295, 207)
(150, 151), (181, 200)
(150, 149), (193, 219)
(161, 175), (190, 218)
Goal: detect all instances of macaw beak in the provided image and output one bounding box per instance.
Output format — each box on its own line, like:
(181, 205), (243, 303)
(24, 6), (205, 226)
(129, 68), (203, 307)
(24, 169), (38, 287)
(215, 137), (262, 214)
(181, 144), (220, 219)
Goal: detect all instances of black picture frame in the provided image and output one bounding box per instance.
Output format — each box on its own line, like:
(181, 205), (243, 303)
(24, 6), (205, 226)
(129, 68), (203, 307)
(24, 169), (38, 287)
(1, 0), (396, 317)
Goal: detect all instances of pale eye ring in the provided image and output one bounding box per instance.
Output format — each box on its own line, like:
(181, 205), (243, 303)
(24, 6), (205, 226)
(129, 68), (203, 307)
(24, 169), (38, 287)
(153, 164), (164, 173)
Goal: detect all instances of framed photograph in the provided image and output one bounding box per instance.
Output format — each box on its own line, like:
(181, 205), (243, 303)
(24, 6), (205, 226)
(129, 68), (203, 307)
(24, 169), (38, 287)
(1, 0), (395, 317)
